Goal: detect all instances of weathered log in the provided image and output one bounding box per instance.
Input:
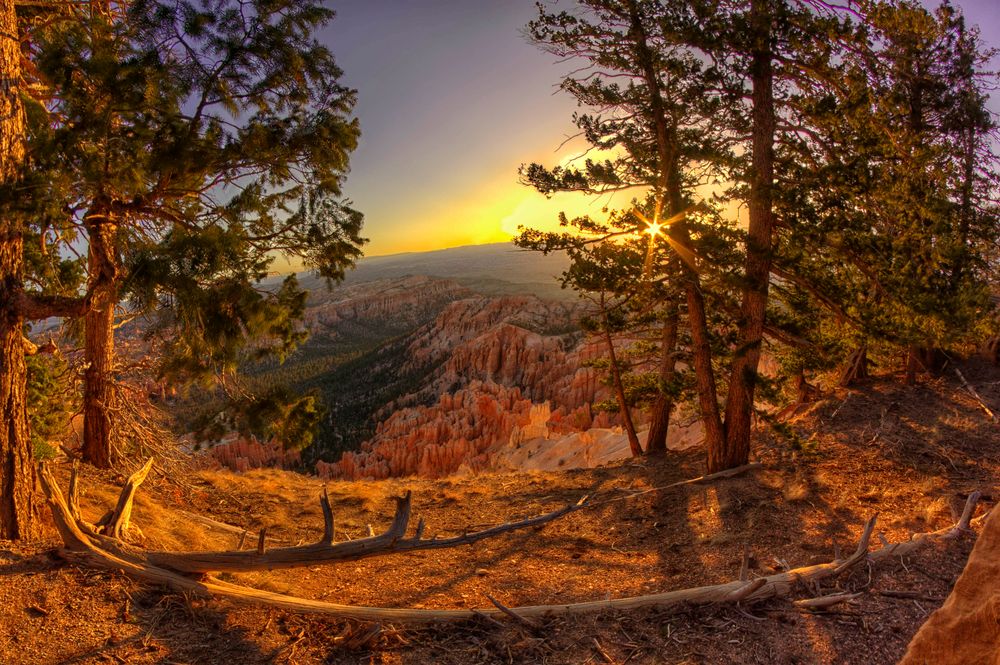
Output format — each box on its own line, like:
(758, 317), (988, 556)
(100, 457), (154, 539)
(38, 464), (983, 623)
(60, 457), (590, 574)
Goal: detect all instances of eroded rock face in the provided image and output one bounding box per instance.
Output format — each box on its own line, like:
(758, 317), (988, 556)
(304, 275), (472, 338)
(384, 295), (601, 410)
(900, 508), (1000, 665)
(318, 295), (617, 480)
(203, 434), (301, 473)
(318, 380), (532, 480)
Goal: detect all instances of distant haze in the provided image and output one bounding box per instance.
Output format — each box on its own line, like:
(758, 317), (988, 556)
(296, 242), (573, 301)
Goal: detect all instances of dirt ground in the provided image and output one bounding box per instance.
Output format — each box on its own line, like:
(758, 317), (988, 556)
(1, 361), (998, 665)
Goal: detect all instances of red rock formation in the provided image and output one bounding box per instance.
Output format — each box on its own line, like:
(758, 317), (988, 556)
(900, 508), (1000, 665)
(319, 381), (539, 480)
(304, 275), (470, 334)
(202, 434), (301, 473)
(314, 293), (648, 480)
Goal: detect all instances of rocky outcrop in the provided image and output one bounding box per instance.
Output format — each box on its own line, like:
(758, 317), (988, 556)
(378, 295), (602, 414)
(900, 508), (1000, 665)
(316, 379), (617, 480)
(316, 293), (624, 480)
(318, 381), (529, 479)
(201, 434), (301, 473)
(304, 275), (471, 338)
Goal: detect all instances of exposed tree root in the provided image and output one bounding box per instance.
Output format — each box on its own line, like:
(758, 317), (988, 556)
(39, 463), (984, 624)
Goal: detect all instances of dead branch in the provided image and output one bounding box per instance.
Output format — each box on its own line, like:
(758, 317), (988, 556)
(100, 457), (154, 539)
(38, 464), (984, 624)
(954, 368), (996, 421)
(175, 510), (246, 537)
(594, 463), (762, 506)
(486, 593), (540, 629)
(136, 492), (590, 574)
(794, 592), (863, 610)
(592, 637), (618, 664)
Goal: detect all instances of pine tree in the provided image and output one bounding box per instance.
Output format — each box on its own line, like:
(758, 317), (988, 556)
(774, 0), (998, 385)
(518, 0), (739, 462)
(24, 0), (365, 467)
(0, 0), (39, 540)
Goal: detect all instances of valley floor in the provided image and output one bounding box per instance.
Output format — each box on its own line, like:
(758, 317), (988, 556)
(2, 362), (998, 664)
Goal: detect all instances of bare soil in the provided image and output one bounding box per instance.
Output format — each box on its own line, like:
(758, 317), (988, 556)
(1, 362), (998, 665)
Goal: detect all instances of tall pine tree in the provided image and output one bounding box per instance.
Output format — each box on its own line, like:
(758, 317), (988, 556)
(25, 0), (365, 467)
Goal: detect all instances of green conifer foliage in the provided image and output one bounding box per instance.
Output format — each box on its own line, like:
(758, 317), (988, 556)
(23, 0), (365, 465)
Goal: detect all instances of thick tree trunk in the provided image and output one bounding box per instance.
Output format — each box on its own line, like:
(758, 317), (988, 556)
(903, 346), (924, 386)
(0, 0), (40, 540)
(689, 282), (727, 470)
(646, 308), (679, 454)
(720, 0), (776, 473)
(0, 239), (38, 540)
(82, 211), (118, 468)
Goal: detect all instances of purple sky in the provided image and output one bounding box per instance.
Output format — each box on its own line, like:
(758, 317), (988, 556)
(319, 1), (1000, 257)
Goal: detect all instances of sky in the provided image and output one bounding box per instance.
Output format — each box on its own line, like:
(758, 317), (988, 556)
(319, 0), (1000, 258)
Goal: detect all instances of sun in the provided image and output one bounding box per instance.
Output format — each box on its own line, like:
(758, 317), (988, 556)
(643, 220), (665, 237)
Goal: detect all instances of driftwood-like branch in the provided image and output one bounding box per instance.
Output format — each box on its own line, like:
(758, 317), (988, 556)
(176, 510), (246, 537)
(794, 592), (863, 610)
(101, 457), (154, 539)
(599, 463), (762, 505)
(135, 491), (589, 574)
(832, 515), (877, 575)
(486, 593), (540, 629)
(38, 464), (984, 624)
(59, 457), (590, 574)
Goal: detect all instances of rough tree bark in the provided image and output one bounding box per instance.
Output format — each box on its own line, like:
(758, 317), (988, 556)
(82, 206), (118, 469)
(0, 0), (40, 540)
(720, 0), (777, 473)
(646, 309), (679, 454)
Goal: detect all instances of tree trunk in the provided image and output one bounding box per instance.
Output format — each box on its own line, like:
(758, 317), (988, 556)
(82, 210), (118, 468)
(626, 4), (703, 459)
(838, 342), (869, 387)
(0, 0), (40, 540)
(601, 305), (642, 457)
(646, 308), (679, 455)
(720, 0), (776, 473)
(904, 346), (921, 385)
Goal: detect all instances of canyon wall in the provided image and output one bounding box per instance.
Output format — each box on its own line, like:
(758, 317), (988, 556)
(317, 294), (625, 480)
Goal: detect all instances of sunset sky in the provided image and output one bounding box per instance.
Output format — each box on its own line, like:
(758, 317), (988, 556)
(322, 0), (1000, 258)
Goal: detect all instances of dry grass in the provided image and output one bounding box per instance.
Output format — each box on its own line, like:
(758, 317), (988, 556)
(4, 361), (1000, 665)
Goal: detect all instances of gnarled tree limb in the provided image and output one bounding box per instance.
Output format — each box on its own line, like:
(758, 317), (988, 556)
(38, 464), (984, 624)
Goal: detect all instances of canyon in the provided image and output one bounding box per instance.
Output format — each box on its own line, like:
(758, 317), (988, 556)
(202, 244), (702, 478)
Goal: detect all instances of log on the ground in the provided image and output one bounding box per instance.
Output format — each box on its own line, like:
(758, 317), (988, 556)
(38, 463), (985, 623)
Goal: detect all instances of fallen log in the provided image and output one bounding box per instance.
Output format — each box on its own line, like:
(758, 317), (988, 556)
(38, 464), (984, 623)
(56, 460), (590, 574)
